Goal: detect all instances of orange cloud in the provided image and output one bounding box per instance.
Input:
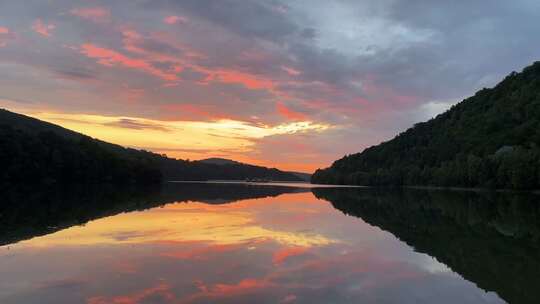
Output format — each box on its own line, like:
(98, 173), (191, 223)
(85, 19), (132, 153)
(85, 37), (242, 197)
(211, 278), (269, 295)
(32, 19), (55, 37)
(273, 246), (309, 265)
(80, 44), (177, 81)
(71, 7), (111, 23)
(164, 15), (188, 25)
(0, 27), (8, 34)
(277, 102), (307, 120)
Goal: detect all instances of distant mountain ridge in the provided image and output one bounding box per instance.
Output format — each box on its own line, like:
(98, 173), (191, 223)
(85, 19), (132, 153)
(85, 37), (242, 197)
(198, 158), (241, 166)
(312, 61), (540, 189)
(198, 157), (311, 181)
(0, 109), (305, 183)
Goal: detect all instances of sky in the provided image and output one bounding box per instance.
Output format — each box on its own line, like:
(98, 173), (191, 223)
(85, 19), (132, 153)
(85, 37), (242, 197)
(1, 0), (540, 172)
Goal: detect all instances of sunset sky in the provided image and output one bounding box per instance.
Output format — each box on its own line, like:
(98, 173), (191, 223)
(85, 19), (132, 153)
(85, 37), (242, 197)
(1, 1), (539, 172)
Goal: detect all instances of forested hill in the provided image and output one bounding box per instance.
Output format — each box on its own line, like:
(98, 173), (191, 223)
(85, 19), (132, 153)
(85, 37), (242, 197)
(198, 157), (311, 181)
(0, 109), (304, 184)
(312, 61), (540, 190)
(0, 110), (162, 185)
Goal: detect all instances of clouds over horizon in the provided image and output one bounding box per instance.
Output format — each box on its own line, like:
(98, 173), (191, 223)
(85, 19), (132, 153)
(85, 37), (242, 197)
(1, 0), (539, 171)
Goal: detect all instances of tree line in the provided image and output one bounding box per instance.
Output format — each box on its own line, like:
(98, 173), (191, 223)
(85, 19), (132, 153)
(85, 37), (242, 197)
(312, 61), (540, 190)
(0, 125), (162, 185)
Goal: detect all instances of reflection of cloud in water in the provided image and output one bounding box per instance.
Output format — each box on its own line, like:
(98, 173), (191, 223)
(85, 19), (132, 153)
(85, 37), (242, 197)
(14, 202), (338, 249)
(0, 190), (511, 304)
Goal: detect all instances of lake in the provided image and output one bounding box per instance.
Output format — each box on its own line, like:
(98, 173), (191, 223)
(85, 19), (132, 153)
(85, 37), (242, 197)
(1, 182), (539, 304)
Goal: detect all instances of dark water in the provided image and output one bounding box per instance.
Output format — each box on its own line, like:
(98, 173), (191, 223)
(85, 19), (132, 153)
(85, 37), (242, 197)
(1, 182), (539, 304)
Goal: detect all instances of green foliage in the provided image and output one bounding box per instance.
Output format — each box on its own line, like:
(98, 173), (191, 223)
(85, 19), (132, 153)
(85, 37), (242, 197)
(312, 61), (540, 190)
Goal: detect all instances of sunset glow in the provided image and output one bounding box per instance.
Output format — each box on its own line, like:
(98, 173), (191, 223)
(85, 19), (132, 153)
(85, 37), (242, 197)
(14, 192), (338, 248)
(1, 2), (538, 303)
(1, 1), (539, 172)
(30, 112), (329, 169)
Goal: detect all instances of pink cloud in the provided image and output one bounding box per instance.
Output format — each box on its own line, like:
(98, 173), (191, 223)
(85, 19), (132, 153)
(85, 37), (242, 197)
(281, 294), (298, 304)
(119, 30), (204, 76)
(32, 19), (55, 37)
(210, 69), (275, 90)
(80, 44), (177, 81)
(276, 102), (307, 121)
(120, 30), (147, 55)
(211, 278), (269, 295)
(87, 283), (175, 304)
(120, 31), (279, 91)
(273, 247), (309, 265)
(0, 26), (10, 47)
(281, 66), (301, 76)
(71, 7), (111, 23)
(186, 278), (271, 302)
(118, 29), (283, 94)
(164, 15), (188, 25)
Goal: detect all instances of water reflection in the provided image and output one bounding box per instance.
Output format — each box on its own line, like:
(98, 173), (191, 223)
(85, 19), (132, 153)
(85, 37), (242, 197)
(314, 187), (540, 304)
(1, 183), (537, 303)
(0, 183), (307, 246)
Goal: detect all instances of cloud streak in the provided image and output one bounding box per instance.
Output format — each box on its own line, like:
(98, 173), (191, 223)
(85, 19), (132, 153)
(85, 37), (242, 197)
(32, 19), (55, 37)
(80, 44), (178, 81)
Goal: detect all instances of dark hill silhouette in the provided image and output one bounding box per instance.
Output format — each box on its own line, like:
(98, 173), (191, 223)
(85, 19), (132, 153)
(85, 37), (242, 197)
(198, 157), (311, 181)
(0, 109), (304, 183)
(0, 110), (162, 185)
(312, 61), (540, 189)
(198, 158), (242, 165)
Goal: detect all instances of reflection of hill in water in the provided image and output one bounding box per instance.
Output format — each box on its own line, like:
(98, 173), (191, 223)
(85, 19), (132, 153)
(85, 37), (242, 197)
(314, 188), (540, 304)
(161, 182), (308, 204)
(4, 182), (539, 304)
(0, 182), (307, 246)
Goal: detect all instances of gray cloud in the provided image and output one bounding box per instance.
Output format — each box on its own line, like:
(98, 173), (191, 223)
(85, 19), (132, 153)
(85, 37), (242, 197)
(105, 118), (171, 131)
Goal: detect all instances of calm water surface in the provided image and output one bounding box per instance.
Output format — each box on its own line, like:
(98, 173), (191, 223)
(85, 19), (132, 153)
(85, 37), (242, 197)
(1, 182), (538, 303)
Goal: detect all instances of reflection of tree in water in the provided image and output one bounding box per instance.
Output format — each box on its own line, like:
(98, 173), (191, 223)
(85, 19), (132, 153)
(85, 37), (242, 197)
(314, 188), (540, 304)
(4, 182), (538, 304)
(0, 182), (307, 246)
